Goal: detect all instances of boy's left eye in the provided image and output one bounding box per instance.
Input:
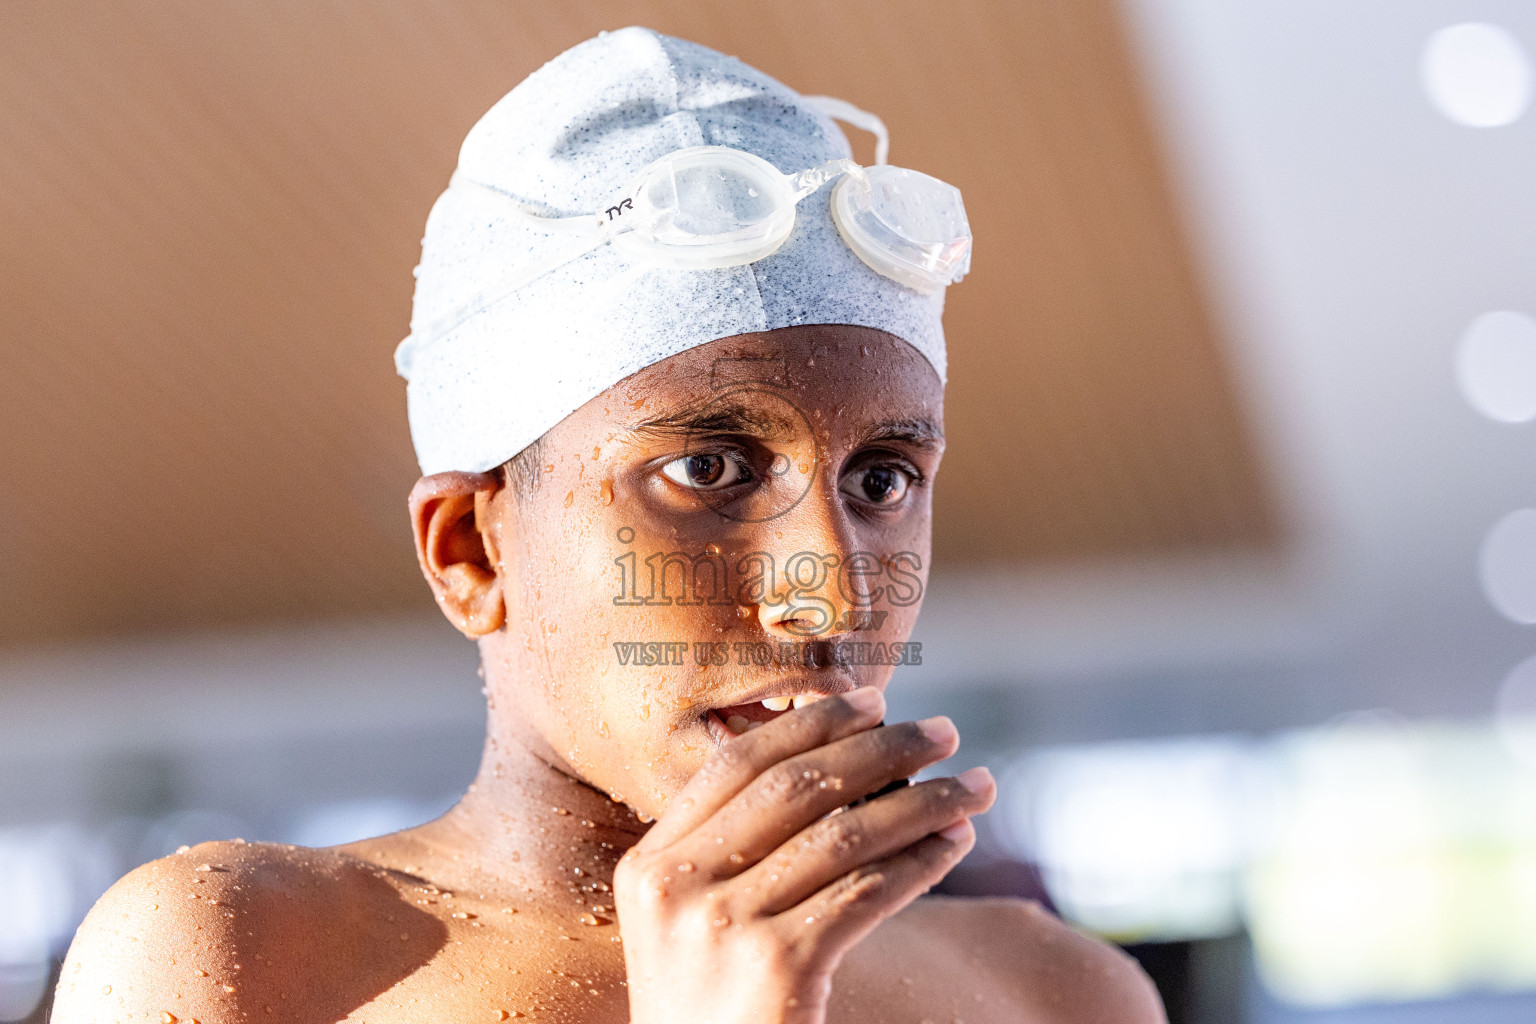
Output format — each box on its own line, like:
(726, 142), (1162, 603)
(660, 453), (750, 491)
(839, 465), (910, 506)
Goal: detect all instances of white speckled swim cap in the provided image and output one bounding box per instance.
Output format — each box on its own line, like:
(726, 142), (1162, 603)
(399, 26), (949, 475)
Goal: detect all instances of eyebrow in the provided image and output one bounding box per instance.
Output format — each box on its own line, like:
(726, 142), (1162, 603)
(634, 403), (943, 456)
(852, 416), (945, 451)
(632, 401), (800, 443)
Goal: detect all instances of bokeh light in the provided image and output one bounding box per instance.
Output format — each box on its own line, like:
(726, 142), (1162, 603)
(1456, 311), (1536, 423)
(1495, 654), (1536, 771)
(1479, 509), (1536, 624)
(1421, 23), (1533, 128)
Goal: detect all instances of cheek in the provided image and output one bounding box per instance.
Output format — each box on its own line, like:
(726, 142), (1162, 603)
(521, 546), (727, 790)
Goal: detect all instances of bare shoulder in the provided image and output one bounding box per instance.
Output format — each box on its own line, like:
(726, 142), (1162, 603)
(850, 895), (1166, 1024)
(51, 839), (446, 1024)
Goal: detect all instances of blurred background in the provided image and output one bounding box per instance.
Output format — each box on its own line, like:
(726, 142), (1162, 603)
(3, 1), (1536, 1020)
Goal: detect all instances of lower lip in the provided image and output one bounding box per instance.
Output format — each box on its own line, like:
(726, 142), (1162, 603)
(705, 692), (839, 743)
(706, 711), (733, 745)
(705, 704), (785, 743)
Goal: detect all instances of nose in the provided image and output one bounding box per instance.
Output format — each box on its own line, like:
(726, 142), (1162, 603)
(751, 486), (866, 642)
(757, 589), (854, 639)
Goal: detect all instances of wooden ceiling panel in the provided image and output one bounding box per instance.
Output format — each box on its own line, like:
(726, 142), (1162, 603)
(0, 0), (1278, 648)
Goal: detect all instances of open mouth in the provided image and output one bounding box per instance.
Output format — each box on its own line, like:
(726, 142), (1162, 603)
(705, 691), (834, 742)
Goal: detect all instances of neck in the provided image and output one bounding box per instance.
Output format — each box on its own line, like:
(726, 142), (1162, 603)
(408, 731), (650, 910)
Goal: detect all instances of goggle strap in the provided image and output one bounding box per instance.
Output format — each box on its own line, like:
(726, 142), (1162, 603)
(448, 170), (601, 237)
(801, 95), (890, 166)
(407, 229), (605, 354)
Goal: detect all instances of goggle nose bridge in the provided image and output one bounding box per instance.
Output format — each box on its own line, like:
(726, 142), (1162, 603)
(788, 158), (865, 201)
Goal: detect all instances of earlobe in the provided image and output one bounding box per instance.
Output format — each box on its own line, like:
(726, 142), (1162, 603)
(409, 472), (506, 638)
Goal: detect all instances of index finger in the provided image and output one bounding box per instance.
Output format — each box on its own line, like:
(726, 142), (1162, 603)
(637, 686), (885, 849)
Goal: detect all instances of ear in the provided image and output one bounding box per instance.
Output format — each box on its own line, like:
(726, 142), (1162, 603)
(409, 471), (506, 638)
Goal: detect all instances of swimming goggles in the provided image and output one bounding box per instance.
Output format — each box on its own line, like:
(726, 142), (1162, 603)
(410, 97), (970, 354)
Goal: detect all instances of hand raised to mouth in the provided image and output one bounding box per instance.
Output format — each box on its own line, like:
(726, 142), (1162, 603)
(615, 687), (995, 1024)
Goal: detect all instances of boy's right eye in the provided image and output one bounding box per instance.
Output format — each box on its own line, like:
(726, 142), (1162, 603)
(660, 453), (751, 491)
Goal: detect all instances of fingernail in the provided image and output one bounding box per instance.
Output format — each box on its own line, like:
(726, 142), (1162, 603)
(917, 716), (957, 746)
(956, 766), (993, 794)
(843, 687), (883, 716)
(938, 819), (972, 842)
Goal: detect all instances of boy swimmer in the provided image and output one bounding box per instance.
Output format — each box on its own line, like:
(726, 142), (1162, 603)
(53, 28), (1165, 1024)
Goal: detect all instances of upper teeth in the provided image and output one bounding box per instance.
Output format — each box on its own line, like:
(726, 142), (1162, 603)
(759, 693), (824, 712)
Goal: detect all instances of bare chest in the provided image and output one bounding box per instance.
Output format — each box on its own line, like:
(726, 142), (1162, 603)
(336, 912), (1026, 1024)
(336, 910), (630, 1022)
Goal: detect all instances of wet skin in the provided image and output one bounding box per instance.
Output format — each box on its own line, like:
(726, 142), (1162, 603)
(52, 325), (1165, 1023)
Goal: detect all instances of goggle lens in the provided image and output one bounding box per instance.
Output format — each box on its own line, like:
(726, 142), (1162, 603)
(646, 165), (776, 239)
(616, 148), (797, 268)
(832, 166), (971, 293)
